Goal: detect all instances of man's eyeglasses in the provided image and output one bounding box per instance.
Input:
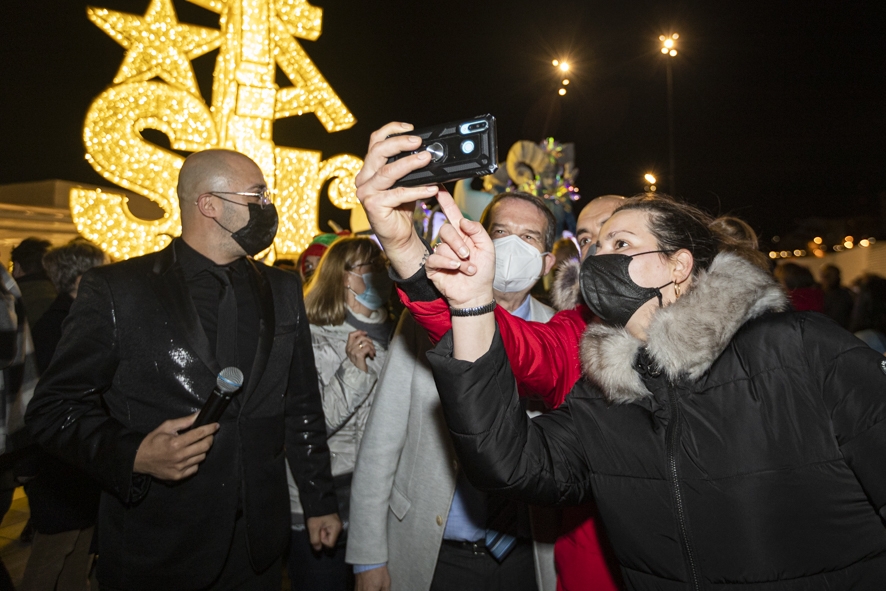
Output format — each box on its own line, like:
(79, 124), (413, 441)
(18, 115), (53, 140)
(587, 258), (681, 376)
(206, 189), (273, 209)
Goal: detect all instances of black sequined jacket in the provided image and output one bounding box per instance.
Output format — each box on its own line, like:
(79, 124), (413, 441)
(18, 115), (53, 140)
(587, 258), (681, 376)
(26, 240), (336, 590)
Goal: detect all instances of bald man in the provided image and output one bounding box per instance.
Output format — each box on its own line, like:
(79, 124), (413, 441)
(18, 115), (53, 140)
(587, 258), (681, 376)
(26, 149), (340, 591)
(574, 195), (624, 258)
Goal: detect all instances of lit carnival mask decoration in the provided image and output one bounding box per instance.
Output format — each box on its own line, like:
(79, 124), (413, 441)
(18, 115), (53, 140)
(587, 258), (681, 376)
(72, 0), (363, 260)
(480, 138), (580, 236)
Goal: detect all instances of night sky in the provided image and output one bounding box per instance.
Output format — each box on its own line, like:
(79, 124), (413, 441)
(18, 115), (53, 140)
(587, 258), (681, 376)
(2, 0), (885, 245)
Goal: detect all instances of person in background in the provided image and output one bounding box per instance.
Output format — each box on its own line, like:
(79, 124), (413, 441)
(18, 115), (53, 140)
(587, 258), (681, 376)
(708, 215), (770, 270)
(820, 264), (855, 330)
(287, 236), (394, 591)
(299, 233), (346, 284)
(31, 240), (108, 371)
(774, 262), (824, 312)
(0, 264), (40, 591)
(19, 239), (108, 591)
(541, 237), (579, 292)
(11, 237), (59, 545)
(11, 237), (57, 327)
(552, 237), (579, 267)
(849, 274), (886, 354)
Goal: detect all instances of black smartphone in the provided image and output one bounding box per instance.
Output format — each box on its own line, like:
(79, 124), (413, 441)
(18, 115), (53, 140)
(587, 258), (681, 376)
(387, 115), (498, 188)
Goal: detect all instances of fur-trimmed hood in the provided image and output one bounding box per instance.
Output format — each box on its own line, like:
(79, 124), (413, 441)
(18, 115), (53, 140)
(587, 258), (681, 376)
(579, 251), (789, 404)
(551, 258), (582, 312)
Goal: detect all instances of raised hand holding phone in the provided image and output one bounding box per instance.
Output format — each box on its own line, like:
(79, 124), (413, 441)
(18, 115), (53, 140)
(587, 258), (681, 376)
(355, 117), (497, 279)
(426, 190), (496, 309)
(355, 122), (440, 278)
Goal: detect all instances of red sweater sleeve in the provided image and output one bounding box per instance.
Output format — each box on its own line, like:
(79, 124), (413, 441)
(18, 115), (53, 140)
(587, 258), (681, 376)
(398, 286), (590, 408)
(492, 306), (589, 407)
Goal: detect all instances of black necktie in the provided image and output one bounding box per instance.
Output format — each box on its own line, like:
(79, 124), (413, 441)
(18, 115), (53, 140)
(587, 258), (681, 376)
(208, 266), (239, 369)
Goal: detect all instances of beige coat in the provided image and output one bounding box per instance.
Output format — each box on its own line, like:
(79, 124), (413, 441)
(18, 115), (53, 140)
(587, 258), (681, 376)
(346, 297), (557, 591)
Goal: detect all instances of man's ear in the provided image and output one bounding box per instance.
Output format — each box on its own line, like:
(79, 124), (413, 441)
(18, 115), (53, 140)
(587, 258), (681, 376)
(541, 252), (557, 277)
(671, 249), (694, 285)
(195, 193), (219, 219)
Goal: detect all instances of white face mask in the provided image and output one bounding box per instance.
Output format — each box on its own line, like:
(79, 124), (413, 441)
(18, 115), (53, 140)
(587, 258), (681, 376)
(493, 235), (546, 293)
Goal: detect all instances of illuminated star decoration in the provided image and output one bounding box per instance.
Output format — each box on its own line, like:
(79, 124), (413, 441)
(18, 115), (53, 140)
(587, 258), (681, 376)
(88, 0), (221, 96)
(75, 0), (362, 261)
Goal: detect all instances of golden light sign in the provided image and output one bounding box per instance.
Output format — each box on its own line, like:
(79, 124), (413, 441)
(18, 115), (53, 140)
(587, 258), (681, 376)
(74, 0), (362, 260)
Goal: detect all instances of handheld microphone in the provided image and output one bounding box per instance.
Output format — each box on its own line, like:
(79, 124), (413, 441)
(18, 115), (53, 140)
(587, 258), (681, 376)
(190, 367), (244, 430)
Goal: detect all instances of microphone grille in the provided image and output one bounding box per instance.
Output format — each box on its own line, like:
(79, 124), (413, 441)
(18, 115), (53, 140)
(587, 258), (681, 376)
(217, 367), (244, 394)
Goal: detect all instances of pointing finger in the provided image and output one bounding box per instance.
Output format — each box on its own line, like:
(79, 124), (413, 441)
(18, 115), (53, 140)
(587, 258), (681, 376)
(436, 189), (466, 239)
(437, 223), (471, 260)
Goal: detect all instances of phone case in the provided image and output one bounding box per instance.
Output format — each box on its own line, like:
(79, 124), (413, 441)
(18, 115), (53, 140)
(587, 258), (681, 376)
(387, 114), (498, 188)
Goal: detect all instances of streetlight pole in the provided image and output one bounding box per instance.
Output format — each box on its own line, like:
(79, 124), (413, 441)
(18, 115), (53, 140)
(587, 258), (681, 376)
(660, 34), (679, 195)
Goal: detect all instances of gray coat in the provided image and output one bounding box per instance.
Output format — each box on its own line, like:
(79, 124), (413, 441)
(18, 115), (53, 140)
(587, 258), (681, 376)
(287, 318), (389, 520)
(346, 297), (557, 591)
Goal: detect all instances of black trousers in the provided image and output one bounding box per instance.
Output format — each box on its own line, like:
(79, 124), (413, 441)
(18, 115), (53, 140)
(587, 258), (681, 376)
(287, 528), (353, 591)
(101, 514), (281, 591)
(429, 538), (537, 591)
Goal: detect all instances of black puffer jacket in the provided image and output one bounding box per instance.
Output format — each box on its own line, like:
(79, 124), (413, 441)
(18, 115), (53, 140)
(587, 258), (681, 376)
(428, 253), (886, 589)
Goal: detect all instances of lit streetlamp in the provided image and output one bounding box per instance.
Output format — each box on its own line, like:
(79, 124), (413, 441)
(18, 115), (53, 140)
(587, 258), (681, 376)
(644, 173), (657, 192)
(659, 33), (679, 195)
(552, 60), (571, 96)
(544, 58), (572, 134)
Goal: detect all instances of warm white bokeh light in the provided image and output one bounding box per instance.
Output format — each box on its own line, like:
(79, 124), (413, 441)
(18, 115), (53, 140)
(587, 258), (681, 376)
(661, 33), (679, 58)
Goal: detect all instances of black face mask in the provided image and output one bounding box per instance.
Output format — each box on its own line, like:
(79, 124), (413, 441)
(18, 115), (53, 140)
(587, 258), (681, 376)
(217, 203), (279, 256)
(579, 250), (674, 327)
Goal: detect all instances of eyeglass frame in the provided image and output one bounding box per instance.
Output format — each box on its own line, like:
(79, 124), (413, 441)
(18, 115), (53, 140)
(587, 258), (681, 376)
(346, 260), (388, 273)
(203, 189), (273, 209)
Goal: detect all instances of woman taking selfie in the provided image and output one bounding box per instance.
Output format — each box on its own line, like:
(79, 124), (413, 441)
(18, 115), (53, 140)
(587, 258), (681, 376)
(423, 195), (886, 589)
(286, 236), (394, 591)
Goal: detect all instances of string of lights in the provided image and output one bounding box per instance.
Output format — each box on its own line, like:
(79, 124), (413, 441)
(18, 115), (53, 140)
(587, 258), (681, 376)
(769, 236), (878, 260)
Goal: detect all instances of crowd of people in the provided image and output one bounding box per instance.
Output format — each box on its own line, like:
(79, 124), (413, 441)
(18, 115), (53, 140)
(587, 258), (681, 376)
(0, 124), (882, 591)
(775, 262), (886, 354)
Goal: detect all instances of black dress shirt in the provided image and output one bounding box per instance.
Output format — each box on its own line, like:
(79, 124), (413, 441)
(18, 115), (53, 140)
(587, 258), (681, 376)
(175, 238), (260, 385)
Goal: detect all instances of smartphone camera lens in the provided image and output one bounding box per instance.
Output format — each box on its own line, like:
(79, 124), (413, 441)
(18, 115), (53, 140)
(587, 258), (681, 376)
(460, 140), (475, 154)
(460, 120), (488, 134)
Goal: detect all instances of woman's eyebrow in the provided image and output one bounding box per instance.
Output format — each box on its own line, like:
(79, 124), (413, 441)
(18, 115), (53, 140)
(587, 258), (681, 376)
(605, 229), (637, 240)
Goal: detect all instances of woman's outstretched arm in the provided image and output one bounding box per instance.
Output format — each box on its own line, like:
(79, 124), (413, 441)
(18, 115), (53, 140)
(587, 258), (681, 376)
(427, 327), (593, 506)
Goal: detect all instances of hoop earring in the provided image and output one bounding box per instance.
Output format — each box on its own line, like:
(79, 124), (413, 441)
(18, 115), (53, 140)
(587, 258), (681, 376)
(674, 282), (681, 298)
